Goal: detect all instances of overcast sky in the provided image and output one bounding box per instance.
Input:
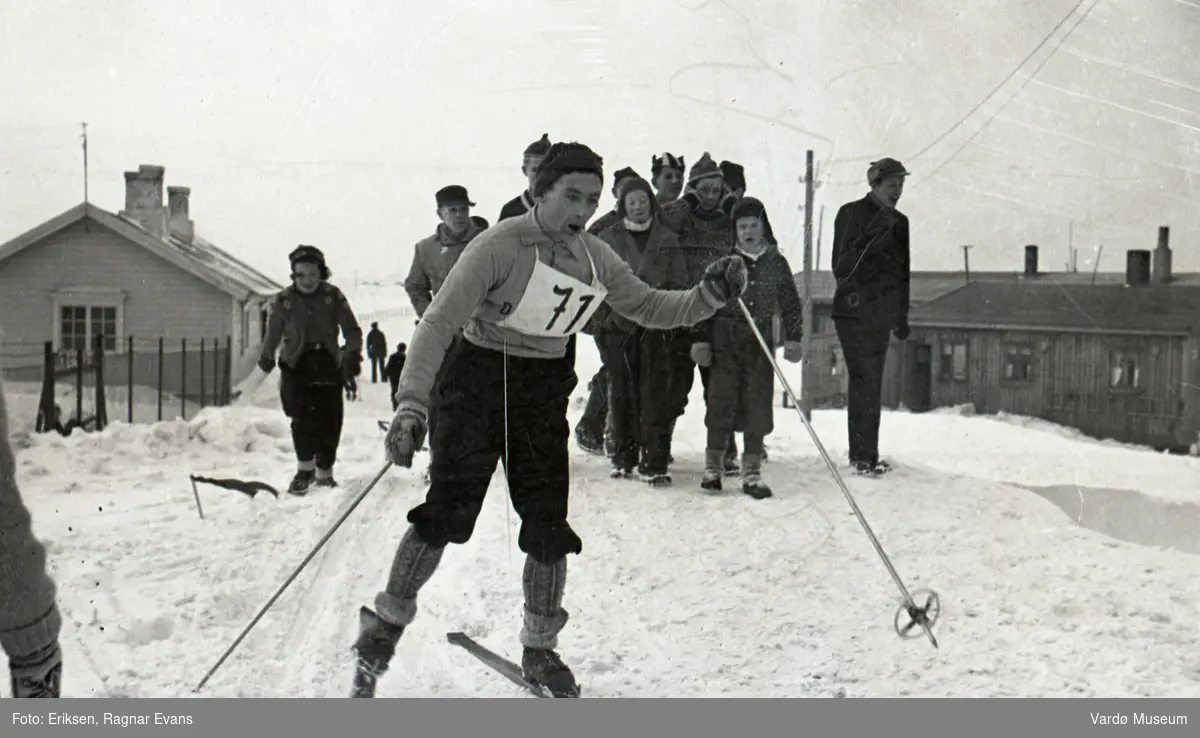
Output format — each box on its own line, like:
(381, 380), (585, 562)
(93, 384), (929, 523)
(2, 0), (1198, 283)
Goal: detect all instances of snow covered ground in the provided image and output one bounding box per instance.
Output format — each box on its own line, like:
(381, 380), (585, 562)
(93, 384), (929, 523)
(5, 297), (1199, 699)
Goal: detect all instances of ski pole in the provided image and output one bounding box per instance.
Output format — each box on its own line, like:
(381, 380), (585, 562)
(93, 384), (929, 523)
(734, 298), (941, 648)
(194, 460), (395, 692)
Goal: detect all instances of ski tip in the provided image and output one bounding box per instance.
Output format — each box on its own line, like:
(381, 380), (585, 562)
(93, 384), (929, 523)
(446, 631), (469, 645)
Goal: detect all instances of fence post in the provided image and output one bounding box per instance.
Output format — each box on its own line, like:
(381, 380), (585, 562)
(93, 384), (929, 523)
(94, 334), (107, 431)
(127, 335), (134, 424)
(157, 338), (164, 422)
(75, 347), (83, 423)
(211, 336), (218, 407)
(36, 342), (55, 433)
(199, 338), (206, 409)
(181, 338), (187, 420)
(224, 335), (233, 405)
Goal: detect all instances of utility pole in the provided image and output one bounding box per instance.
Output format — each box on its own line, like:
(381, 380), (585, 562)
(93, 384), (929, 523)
(80, 122), (89, 204)
(798, 150), (819, 420)
(961, 245), (973, 283)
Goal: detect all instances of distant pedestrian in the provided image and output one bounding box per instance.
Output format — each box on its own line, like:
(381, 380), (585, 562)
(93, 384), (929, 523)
(259, 245), (364, 494)
(366, 322), (387, 383)
(384, 342), (407, 412)
(830, 158), (912, 476)
(0, 373), (64, 698)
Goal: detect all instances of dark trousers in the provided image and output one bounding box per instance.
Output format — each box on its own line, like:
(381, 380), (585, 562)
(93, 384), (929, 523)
(426, 334), (463, 455)
(389, 379), (401, 411)
(834, 318), (893, 465)
(279, 349), (345, 470)
(624, 329), (676, 474)
(370, 355), (386, 383)
(576, 364), (609, 443)
(406, 339), (583, 564)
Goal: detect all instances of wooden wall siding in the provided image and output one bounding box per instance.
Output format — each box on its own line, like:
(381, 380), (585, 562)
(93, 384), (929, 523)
(898, 327), (1195, 449)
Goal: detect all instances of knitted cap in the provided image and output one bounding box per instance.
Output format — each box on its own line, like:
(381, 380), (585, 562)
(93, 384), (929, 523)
(651, 152), (685, 176)
(719, 161), (746, 192)
(687, 152), (723, 186)
(524, 133), (553, 158)
(613, 166), (640, 189)
(531, 142), (605, 197)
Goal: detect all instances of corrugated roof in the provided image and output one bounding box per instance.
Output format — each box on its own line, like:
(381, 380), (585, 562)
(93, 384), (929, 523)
(908, 280), (1200, 336)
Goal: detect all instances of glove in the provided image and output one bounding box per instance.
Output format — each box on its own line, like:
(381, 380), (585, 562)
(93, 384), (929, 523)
(385, 404), (428, 468)
(783, 341), (803, 363)
(690, 342), (713, 367)
(257, 356), (276, 373)
(341, 350), (363, 378)
(894, 318), (910, 341)
(701, 255), (748, 303)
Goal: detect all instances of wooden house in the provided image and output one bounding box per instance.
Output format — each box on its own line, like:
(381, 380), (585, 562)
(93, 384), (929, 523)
(894, 237), (1200, 451)
(0, 163), (283, 395)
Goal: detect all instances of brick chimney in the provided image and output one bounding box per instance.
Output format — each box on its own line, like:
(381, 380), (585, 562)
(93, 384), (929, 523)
(167, 186), (194, 243)
(119, 164), (167, 237)
(1152, 225), (1172, 285)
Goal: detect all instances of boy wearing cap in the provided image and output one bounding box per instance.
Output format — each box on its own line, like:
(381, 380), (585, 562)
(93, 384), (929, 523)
(405, 185), (486, 476)
(651, 152), (686, 204)
(259, 246), (364, 494)
(499, 134), (553, 223)
(830, 157), (912, 476)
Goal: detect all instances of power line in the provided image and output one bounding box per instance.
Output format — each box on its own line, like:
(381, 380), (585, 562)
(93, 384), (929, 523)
(910, 0), (1099, 189)
(906, 0), (1094, 165)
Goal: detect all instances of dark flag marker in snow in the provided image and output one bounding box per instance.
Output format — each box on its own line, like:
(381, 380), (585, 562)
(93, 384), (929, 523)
(190, 474), (281, 500)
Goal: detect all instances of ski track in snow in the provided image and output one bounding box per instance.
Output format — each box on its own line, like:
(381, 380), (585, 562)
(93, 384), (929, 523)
(5, 287), (1200, 698)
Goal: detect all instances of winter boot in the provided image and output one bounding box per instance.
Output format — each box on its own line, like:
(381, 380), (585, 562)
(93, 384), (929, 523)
(520, 556), (580, 698)
(723, 434), (740, 476)
(350, 607), (405, 698)
(288, 467), (315, 495)
(740, 453), (772, 499)
(10, 642), (62, 698)
(313, 466), (337, 488)
(700, 448), (723, 492)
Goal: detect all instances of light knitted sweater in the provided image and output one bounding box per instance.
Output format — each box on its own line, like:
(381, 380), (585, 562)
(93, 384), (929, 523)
(0, 374), (62, 661)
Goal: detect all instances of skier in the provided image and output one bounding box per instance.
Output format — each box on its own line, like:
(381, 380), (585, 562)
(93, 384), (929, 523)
(830, 158), (912, 476)
(0, 375), (64, 698)
(651, 152), (686, 204)
(366, 322), (387, 384)
(658, 152), (740, 473)
(383, 342), (407, 412)
(498, 133), (553, 223)
(690, 198), (803, 498)
(592, 174), (689, 482)
(349, 141), (748, 699)
(258, 245), (364, 494)
(574, 166), (643, 455)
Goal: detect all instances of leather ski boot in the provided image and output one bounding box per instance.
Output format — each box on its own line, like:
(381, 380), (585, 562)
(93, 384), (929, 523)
(521, 647), (580, 698)
(350, 607), (405, 698)
(10, 642), (62, 698)
(700, 448), (723, 492)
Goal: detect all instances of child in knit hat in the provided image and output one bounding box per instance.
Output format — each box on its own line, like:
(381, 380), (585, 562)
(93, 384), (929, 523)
(689, 197), (803, 499)
(0, 375), (64, 697)
(650, 152), (685, 203)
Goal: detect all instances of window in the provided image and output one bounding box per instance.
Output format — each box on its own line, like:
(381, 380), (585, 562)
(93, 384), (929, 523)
(52, 288), (125, 359)
(830, 349), (842, 376)
(1002, 344), (1034, 382)
(1109, 350), (1140, 390)
(60, 305), (117, 352)
(939, 342), (968, 381)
